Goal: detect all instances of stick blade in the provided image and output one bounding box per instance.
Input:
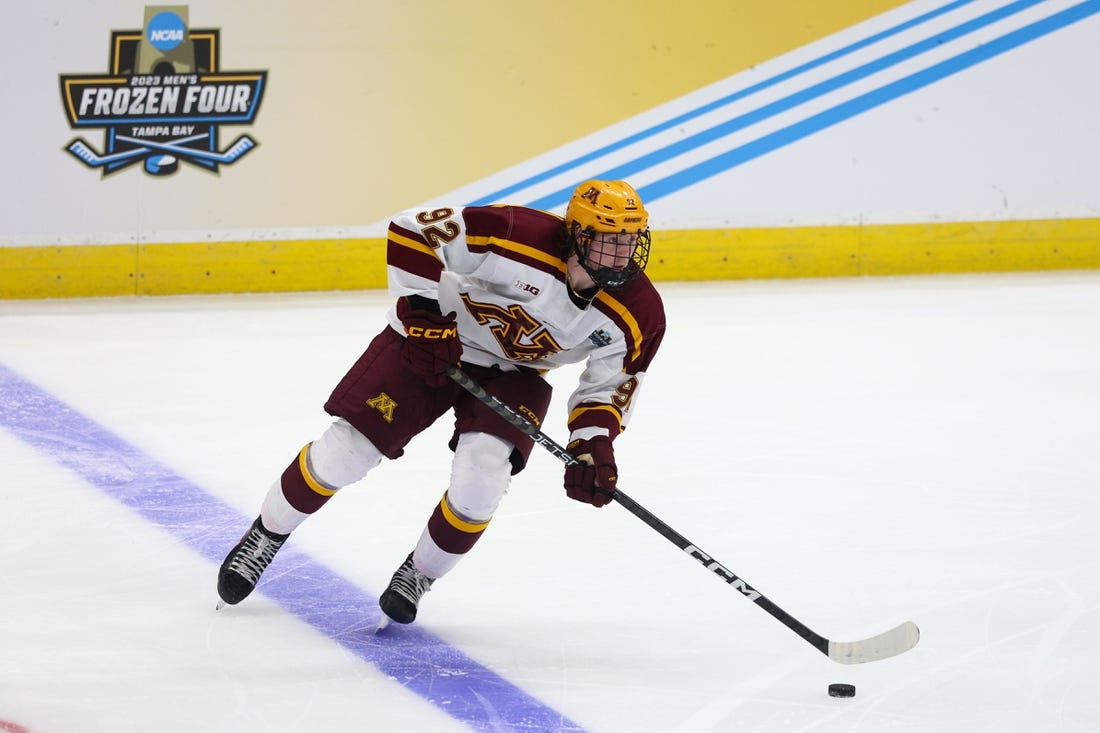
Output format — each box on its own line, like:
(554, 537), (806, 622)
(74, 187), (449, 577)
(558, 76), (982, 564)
(67, 140), (97, 163)
(223, 136), (256, 162)
(828, 620), (920, 664)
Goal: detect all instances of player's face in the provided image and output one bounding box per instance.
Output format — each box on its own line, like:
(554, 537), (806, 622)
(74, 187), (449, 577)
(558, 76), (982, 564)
(583, 231), (639, 272)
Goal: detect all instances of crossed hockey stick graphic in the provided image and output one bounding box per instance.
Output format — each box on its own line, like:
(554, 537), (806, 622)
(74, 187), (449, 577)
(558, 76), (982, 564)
(66, 132), (256, 168)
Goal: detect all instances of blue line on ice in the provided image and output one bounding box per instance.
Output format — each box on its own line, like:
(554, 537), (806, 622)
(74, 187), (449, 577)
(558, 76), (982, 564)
(0, 362), (585, 733)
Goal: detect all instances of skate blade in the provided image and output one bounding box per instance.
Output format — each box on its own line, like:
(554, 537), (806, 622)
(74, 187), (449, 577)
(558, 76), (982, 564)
(374, 615), (392, 634)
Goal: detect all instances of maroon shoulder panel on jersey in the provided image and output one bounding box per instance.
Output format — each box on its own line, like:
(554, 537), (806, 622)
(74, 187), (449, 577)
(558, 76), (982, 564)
(462, 205), (569, 281)
(594, 275), (666, 374)
(388, 221), (444, 282)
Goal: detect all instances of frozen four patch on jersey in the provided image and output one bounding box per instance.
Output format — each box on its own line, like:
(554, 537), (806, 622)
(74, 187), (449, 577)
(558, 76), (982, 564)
(588, 329), (613, 347)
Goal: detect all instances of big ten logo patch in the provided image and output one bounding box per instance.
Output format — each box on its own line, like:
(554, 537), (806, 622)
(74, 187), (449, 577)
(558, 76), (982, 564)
(514, 280), (541, 296)
(58, 5), (267, 177)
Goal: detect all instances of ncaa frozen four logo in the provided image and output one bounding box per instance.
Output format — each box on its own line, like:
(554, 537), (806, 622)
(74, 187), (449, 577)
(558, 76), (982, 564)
(59, 5), (267, 176)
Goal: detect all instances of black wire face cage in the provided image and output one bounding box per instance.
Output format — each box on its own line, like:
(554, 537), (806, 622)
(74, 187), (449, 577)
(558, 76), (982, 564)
(575, 227), (652, 289)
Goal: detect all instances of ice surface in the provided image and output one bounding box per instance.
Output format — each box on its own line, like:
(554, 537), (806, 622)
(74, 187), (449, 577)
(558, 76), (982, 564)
(1, 273), (1098, 732)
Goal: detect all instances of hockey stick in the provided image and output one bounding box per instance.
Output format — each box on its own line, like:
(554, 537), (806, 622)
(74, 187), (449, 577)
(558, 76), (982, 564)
(446, 365), (919, 664)
(114, 134), (256, 164)
(67, 139), (149, 166)
(66, 133), (212, 167)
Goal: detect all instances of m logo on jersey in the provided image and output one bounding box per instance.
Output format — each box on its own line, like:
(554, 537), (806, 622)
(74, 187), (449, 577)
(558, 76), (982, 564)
(459, 293), (563, 362)
(58, 5), (267, 177)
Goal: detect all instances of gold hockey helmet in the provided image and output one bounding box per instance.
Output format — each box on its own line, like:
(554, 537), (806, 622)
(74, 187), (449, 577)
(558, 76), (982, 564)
(565, 180), (651, 289)
(566, 180), (649, 234)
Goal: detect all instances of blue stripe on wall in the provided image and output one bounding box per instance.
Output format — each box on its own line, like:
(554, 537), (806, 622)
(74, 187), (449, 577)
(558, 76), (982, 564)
(0, 362), (585, 733)
(467, 0), (983, 207)
(637, 0), (1100, 203)
(525, 0), (1048, 212)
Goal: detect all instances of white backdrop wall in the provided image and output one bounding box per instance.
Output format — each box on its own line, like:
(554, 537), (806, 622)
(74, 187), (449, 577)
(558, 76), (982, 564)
(426, 0), (1100, 230)
(2, 0), (1097, 247)
(1, 0), (1098, 302)
(0, 0), (904, 245)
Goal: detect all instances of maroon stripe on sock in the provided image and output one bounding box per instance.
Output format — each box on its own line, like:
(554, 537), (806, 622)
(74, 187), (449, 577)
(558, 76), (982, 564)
(426, 500), (486, 554)
(280, 450), (332, 514)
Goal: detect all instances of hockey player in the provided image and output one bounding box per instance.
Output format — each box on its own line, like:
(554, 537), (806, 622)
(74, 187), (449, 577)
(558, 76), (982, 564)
(217, 179), (666, 624)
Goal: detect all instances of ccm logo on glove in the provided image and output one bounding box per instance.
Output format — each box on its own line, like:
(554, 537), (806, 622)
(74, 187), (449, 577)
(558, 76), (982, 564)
(398, 297), (463, 387)
(406, 324), (457, 340)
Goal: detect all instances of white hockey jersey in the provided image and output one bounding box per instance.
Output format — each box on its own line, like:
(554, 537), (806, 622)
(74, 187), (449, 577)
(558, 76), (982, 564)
(384, 204), (665, 442)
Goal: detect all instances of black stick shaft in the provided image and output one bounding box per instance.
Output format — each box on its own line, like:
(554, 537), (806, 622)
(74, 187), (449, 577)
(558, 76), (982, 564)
(446, 365), (830, 656)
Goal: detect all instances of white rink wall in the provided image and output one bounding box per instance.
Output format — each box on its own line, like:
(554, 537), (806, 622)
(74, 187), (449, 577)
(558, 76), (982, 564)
(3, 0), (1098, 299)
(2, 0), (1098, 246)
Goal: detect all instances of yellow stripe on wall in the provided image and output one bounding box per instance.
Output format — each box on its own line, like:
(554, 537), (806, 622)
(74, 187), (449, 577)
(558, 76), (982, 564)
(648, 219), (1100, 280)
(859, 219), (1100, 275)
(1, 238), (387, 298)
(0, 244), (140, 298)
(2, 219), (1099, 298)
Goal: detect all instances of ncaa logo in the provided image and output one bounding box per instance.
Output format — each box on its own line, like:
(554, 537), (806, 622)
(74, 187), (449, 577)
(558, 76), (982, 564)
(147, 11), (186, 51)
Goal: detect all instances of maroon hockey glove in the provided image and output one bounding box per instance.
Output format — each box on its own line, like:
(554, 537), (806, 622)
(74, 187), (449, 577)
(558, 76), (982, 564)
(564, 436), (618, 508)
(399, 304), (462, 387)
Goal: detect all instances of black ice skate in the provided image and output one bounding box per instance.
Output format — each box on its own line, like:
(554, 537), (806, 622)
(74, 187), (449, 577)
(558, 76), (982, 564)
(216, 516), (289, 607)
(378, 553), (434, 624)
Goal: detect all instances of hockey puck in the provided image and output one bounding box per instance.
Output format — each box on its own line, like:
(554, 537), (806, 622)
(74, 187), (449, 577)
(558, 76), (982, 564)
(145, 153), (178, 175)
(828, 683), (856, 698)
